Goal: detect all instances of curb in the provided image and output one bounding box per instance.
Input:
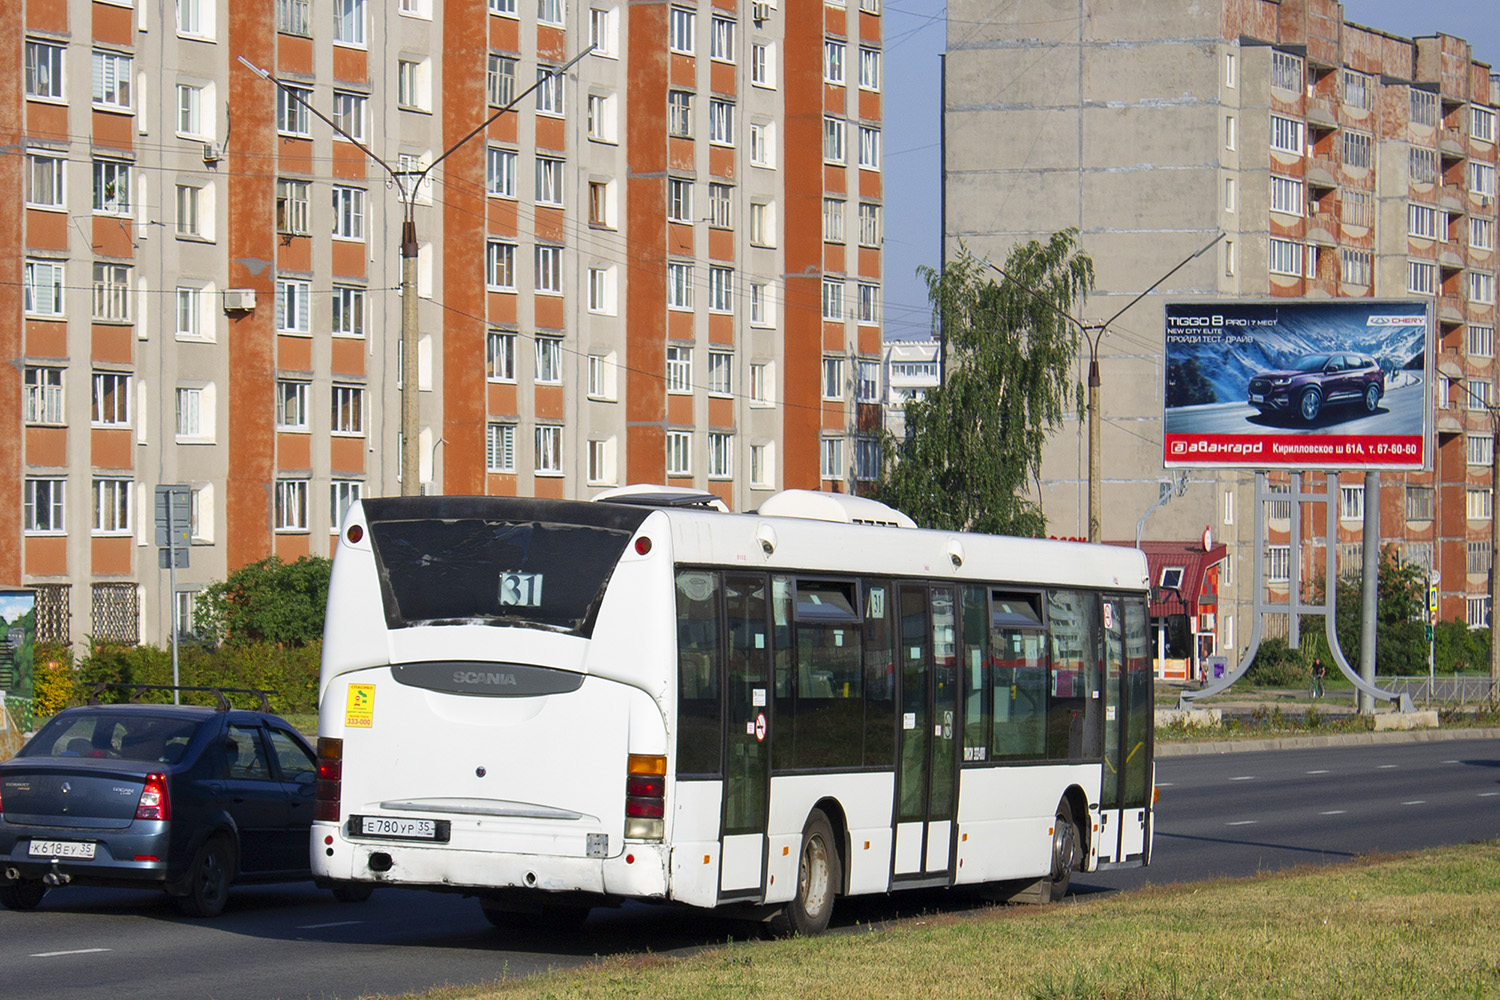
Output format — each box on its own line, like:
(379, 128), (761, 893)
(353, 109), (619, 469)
(1157, 726), (1500, 757)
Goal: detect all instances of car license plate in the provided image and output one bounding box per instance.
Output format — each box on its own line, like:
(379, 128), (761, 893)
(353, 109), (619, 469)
(358, 816), (436, 839)
(1250, 393), (1264, 403)
(30, 839), (96, 860)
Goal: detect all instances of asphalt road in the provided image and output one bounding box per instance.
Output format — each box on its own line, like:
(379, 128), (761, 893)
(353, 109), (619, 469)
(3, 737), (1496, 1000)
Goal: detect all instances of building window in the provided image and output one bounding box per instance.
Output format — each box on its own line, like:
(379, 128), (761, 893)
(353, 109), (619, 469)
(92, 263), (131, 322)
(486, 240), (516, 289)
(93, 159), (132, 215)
(176, 83), (204, 137)
(397, 59), (427, 111)
(857, 359), (880, 401)
(587, 92), (617, 142)
(333, 0), (367, 45)
(823, 117), (846, 163)
(823, 198), (846, 243)
(1470, 540), (1494, 577)
(1466, 595), (1491, 628)
(275, 84), (311, 136)
(277, 277), (311, 333)
(332, 384), (364, 435)
(331, 186), (365, 240)
(1343, 131), (1371, 170)
(1268, 239), (1302, 277)
(1268, 114), (1302, 156)
(749, 282), (773, 327)
(487, 146), (517, 197)
(1472, 272), (1498, 306)
(588, 353), (617, 399)
(25, 40), (65, 100)
(708, 98), (735, 144)
(750, 201), (774, 246)
(276, 178), (311, 234)
(669, 6), (695, 53)
(858, 284), (880, 325)
(859, 202), (882, 247)
(176, 386), (206, 439)
(1410, 147), (1437, 185)
(667, 262), (694, 309)
(708, 351), (733, 396)
(535, 425), (563, 474)
(668, 177), (694, 222)
(25, 260), (65, 317)
(587, 266), (616, 313)
(587, 438), (613, 485)
(1270, 175), (1304, 216)
(708, 433), (733, 479)
(708, 183), (733, 228)
(1409, 88), (1438, 128)
(538, 0), (564, 26)
(1340, 249), (1372, 287)
(24, 479), (66, 534)
(535, 245), (563, 294)
(1408, 203), (1439, 239)
(276, 380), (310, 431)
(1472, 217), (1496, 252)
(1468, 434), (1494, 467)
(331, 481), (362, 533)
(1343, 69), (1371, 111)
(856, 437), (881, 482)
(858, 125), (882, 170)
(1338, 485), (1364, 520)
(822, 279), (845, 320)
(535, 336), (563, 383)
(711, 15), (736, 61)
(1270, 50), (1302, 92)
(859, 46), (882, 90)
(275, 480), (309, 532)
(536, 156), (564, 206)
(1467, 487), (1492, 520)
(332, 91), (367, 141)
(487, 331), (517, 381)
(750, 362), (773, 405)
(667, 345), (693, 393)
(277, 0), (312, 34)
(93, 478), (133, 535)
(1470, 325), (1495, 358)
(329, 284), (364, 338)
(27, 152), (65, 209)
(708, 266), (734, 313)
(1407, 485), (1434, 521)
(1473, 106), (1497, 144)
(92, 50), (133, 110)
(24, 367), (64, 425)
(535, 65), (563, 116)
(821, 438), (844, 480)
(176, 184), (204, 238)
(486, 423), (516, 473)
(92, 371), (130, 426)
(824, 40), (845, 84)
(1407, 260), (1435, 295)
(487, 54), (516, 106)
(668, 90), (693, 138)
(1267, 545), (1290, 583)
(589, 7), (616, 56)
(822, 357), (845, 400)
(751, 42), (775, 88)
(1468, 378), (1492, 410)
(750, 442), (773, 488)
(666, 430), (691, 476)
(750, 122), (774, 167)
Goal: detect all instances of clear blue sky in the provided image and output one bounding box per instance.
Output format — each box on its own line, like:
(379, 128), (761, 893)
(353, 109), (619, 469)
(882, 1), (1500, 341)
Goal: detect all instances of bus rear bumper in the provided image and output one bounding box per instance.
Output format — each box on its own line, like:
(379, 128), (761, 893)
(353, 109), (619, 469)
(312, 824), (669, 900)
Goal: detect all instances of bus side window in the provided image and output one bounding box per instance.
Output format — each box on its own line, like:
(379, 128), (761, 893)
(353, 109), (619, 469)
(862, 582), (895, 767)
(990, 592), (1045, 761)
(960, 585), (988, 761)
(1045, 589), (1098, 761)
(675, 570), (722, 777)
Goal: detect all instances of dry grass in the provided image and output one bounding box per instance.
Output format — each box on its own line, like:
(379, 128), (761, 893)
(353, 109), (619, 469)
(372, 844), (1500, 1000)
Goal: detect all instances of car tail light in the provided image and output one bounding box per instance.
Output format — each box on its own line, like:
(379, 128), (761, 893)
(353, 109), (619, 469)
(624, 754), (666, 841)
(135, 773), (170, 821)
(315, 737), (343, 823)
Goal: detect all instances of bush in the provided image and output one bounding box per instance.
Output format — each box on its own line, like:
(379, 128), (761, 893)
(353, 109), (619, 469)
(1245, 637), (1307, 688)
(69, 640), (321, 716)
(31, 644), (77, 716)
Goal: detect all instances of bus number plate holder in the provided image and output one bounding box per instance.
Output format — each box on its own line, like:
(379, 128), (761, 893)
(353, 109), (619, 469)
(349, 815), (452, 842)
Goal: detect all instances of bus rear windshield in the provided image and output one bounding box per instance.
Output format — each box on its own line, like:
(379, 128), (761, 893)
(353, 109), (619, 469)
(362, 498), (649, 635)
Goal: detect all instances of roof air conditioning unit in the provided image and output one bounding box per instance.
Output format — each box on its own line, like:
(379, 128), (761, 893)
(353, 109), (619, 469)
(222, 288), (257, 313)
(202, 143), (221, 164)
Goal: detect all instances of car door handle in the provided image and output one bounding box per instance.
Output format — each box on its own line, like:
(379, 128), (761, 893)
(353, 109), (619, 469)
(209, 782), (225, 796)
(233, 796), (247, 804)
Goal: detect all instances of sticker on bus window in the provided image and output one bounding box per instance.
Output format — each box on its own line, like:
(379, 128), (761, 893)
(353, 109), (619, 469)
(752, 688), (766, 707)
(902, 712), (916, 730)
(346, 683), (376, 729)
(498, 571), (544, 607)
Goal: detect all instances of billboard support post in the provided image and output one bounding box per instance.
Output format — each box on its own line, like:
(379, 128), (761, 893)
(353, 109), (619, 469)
(1358, 471), (1380, 715)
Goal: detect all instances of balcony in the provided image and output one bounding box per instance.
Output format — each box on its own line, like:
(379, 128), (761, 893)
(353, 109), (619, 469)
(1440, 184), (1468, 214)
(1438, 294), (1466, 325)
(1306, 158), (1339, 190)
(1441, 128), (1468, 160)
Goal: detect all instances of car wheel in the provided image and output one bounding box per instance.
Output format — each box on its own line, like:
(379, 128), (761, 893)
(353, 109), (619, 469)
(0, 878), (48, 911)
(174, 835), (235, 918)
(768, 809), (840, 937)
(1363, 383), (1381, 412)
(1298, 388), (1322, 422)
(331, 881), (375, 903)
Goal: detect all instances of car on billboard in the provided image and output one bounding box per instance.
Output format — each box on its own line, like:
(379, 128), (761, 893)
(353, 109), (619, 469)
(1246, 353), (1384, 423)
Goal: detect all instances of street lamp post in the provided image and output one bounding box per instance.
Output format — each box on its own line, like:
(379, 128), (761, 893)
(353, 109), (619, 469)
(240, 48), (593, 495)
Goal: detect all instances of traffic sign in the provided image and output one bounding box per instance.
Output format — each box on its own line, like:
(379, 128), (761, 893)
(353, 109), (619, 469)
(155, 485), (192, 548)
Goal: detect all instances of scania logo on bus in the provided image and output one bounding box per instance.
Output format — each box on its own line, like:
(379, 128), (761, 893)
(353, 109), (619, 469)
(454, 670), (519, 687)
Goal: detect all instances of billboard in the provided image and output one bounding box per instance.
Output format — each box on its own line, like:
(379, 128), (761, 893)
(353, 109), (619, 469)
(1163, 300), (1430, 470)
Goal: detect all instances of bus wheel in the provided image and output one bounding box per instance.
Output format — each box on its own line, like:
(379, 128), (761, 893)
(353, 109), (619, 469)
(770, 810), (840, 937)
(1047, 799), (1081, 901)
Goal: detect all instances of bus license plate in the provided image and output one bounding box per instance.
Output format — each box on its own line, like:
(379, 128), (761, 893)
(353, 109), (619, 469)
(30, 839), (96, 859)
(358, 816), (436, 840)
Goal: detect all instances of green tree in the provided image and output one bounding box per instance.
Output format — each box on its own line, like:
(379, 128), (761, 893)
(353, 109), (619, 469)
(196, 556), (332, 647)
(874, 233), (1093, 535)
(1434, 618), (1489, 674)
(1325, 546), (1426, 675)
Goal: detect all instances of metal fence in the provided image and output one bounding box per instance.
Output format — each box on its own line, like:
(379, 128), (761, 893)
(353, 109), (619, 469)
(1387, 676), (1499, 707)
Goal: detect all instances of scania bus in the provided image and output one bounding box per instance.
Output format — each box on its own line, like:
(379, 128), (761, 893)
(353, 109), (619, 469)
(311, 489), (1154, 933)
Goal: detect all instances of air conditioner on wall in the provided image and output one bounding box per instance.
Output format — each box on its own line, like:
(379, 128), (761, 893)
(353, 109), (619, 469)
(751, 1), (771, 23)
(222, 289), (257, 313)
(202, 143), (220, 164)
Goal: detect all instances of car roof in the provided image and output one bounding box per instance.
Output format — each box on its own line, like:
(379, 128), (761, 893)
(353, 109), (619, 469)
(57, 704), (288, 725)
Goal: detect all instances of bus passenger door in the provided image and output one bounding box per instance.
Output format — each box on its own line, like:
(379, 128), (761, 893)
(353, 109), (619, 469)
(719, 574), (771, 897)
(892, 585), (958, 883)
(1098, 596), (1153, 866)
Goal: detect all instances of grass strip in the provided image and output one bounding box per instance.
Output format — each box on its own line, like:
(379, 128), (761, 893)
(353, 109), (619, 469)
(390, 844), (1500, 1000)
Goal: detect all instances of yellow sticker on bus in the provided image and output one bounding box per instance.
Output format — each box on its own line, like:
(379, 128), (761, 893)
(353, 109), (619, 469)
(346, 683), (375, 729)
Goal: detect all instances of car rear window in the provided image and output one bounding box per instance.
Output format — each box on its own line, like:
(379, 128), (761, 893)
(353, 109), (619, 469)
(24, 713), (203, 765)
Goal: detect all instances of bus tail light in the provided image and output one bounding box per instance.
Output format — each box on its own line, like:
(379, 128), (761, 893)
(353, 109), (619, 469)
(135, 773), (170, 821)
(624, 754), (666, 841)
(315, 737), (344, 823)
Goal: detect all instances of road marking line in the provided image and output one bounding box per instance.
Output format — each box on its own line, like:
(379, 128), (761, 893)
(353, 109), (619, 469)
(1156, 782), (1175, 787)
(1442, 760), (1461, 764)
(1306, 769), (1330, 774)
(297, 920), (365, 930)
(1230, 776), (1256, 781)
(1402, 801), (1426, 806)
(1320, 810), (1346, 815)
(1479, 792), (1500, 798)
(31, 949), (111, 958)
(1226, 820), (1257, 826)
(1378, 764), (1399, 769)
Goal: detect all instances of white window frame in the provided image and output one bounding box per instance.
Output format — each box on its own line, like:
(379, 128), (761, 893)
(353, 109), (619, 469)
(858, 125), (881, 170)
(92, 263), (132, 322)
(277, 277), (311, 333)
(535, 336), (563, 384)
(708, 98), (735, 145)
(823, 116), (846, 164)
(824, 40), (845, 84)
(666, 345), (693, 394)
(25, 259), (65, 317)
(27, 151), (65, 209)
(276, 380), (310, 431)
(24, 478), (66, 535)
(486, 423), (516, 473)
(487, 55), (516, 106)
(332, 185), (366, 240)
(535, 245), (563, 294)
(92, 49), (133, 111)
(331, 383), (365, 436)
(487, 330), (517, 381)
(93, 478), (133, 536)
(858, 46), (881, 91)
(536, 156), (565, 206)
(486, 240), (517, 290)
(277, 85), (312, 137)
(822, 356), (845, 400)
(667, 262), (694, 310)
(535, 425), (563, 475)
(274, 479), (310, 532)
(25, 366), (65, 425)
(822, 279), (845, 321)
(669, 6), (695, 54)
(1269, 114), (1302, 155)
(333, 0), (367, 47)
(708, 266), (734, 313)
(276, 178), (311, 235)
(487, 146), (517, 197)
(708, 432), (733, 479)
(25, 40), (65, 100)
(666, 430), (692, 476)
(1268, 238), (1302, 277)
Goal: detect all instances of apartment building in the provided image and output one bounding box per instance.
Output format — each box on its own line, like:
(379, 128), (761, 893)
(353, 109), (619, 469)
(4, 0), (886, 648)
(943, 0), (1498, 664)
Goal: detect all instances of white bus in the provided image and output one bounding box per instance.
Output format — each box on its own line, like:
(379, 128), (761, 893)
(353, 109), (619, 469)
(311, 489), (1154, 933)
